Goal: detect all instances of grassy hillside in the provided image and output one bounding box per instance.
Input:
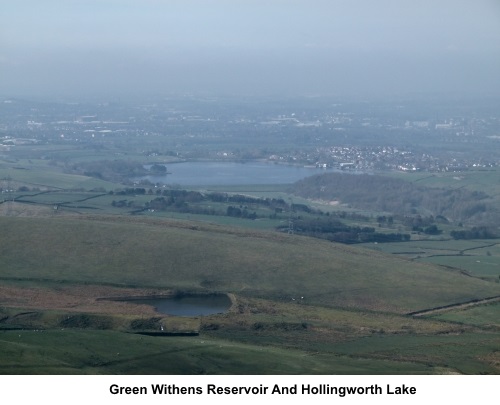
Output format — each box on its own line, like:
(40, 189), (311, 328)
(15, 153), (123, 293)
(0, 164), (118, 190)
(1, 215), (499, 314)
(0, 328), (446, 375)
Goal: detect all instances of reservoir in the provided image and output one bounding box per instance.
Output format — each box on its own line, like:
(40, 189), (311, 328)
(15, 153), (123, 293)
(138, 161), (337, 186)
(131, 294), (232, 316)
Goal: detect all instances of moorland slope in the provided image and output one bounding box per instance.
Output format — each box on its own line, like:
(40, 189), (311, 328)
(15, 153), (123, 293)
(1, 215), (499, 314)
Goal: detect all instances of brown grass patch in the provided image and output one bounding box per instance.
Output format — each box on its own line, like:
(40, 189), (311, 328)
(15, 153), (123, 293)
(0, 284), (174, 316)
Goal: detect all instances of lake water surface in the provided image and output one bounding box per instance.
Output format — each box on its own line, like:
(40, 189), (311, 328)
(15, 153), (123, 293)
(138, 161), (336, 186)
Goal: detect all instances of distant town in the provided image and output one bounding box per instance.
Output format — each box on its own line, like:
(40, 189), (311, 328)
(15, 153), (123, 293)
(1, 96), (499, 173)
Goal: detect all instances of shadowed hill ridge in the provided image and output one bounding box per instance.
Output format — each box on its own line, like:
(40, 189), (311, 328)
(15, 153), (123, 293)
(290, 172), (499, 225)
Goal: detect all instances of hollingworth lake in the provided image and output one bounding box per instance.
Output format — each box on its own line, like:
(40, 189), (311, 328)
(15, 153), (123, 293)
(138, 161), (340, 186)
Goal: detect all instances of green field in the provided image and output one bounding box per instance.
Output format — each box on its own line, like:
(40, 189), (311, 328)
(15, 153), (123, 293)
(388, 169), (500, 194)
(360, 239), (500, 281)
(0, 165), (118, 191)
(428, 301), (500, 328)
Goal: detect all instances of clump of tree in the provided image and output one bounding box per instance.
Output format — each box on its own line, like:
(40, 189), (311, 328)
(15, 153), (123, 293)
(70, 159), (149, 182)
(111, 199), (133, 208)
(149, 164), (167, 174)
(422, 225), (442, 235)
(226, 206), (257, 219)
(114, 187), (147, 195)
(450, 226), (498, 240)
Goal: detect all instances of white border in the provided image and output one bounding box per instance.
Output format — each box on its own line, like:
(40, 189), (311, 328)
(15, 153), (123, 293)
(2, 375), (498, 404)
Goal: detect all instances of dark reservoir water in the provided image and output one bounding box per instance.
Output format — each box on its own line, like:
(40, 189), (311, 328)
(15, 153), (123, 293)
(138, 161), (337, 186)
(132, 294), (232, 316)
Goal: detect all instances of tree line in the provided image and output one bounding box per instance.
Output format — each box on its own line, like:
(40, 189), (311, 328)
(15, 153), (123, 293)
(277, 217), (410, 244)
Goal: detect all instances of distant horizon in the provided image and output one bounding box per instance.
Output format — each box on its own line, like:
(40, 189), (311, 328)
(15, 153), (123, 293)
(2, 1), (499, 101)
(2, 89), (500, 105)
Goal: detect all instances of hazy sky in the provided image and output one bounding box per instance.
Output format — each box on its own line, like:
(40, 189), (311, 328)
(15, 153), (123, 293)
(1, 0), (500, 99)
